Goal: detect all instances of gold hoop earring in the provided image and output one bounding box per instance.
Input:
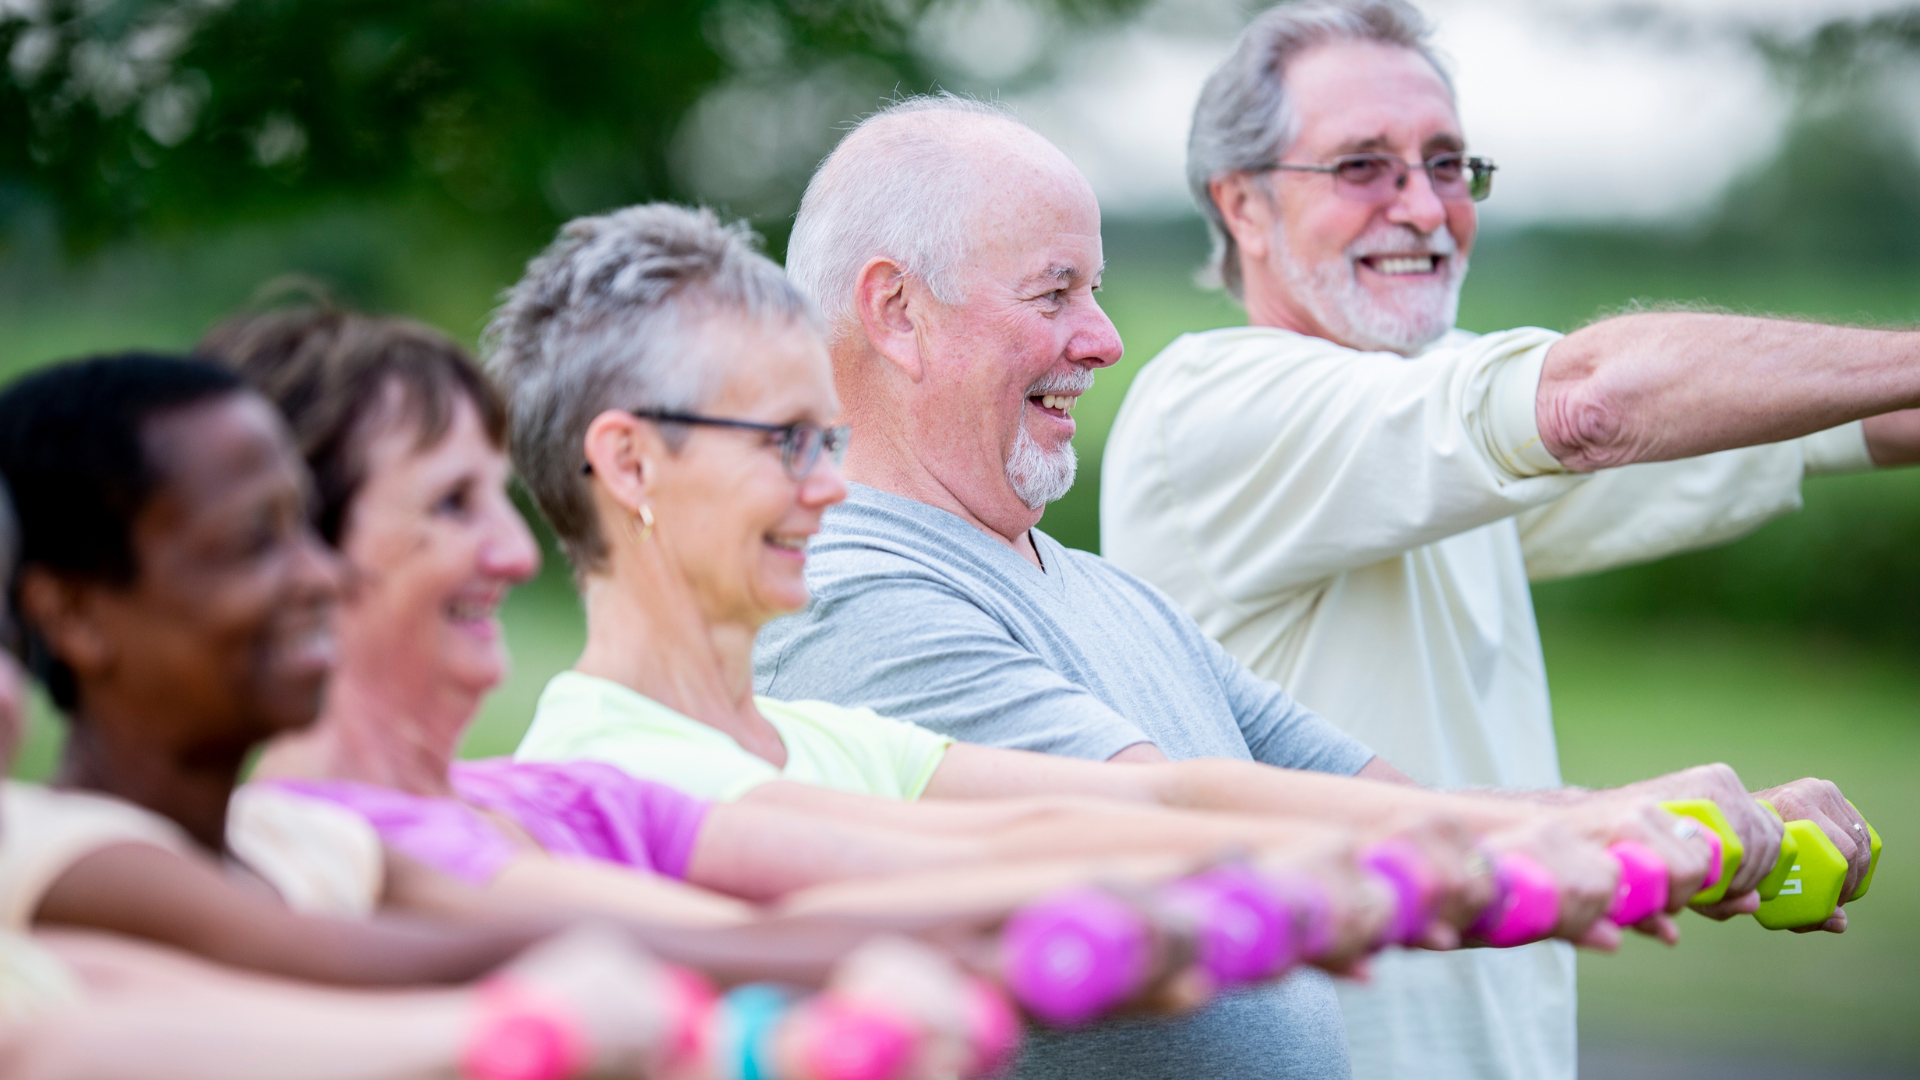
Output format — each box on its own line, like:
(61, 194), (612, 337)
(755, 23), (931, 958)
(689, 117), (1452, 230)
(629, 504), (656, 546)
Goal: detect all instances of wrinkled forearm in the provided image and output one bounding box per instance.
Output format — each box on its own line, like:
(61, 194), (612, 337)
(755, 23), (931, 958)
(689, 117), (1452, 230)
(1539, 313), (1920, 471)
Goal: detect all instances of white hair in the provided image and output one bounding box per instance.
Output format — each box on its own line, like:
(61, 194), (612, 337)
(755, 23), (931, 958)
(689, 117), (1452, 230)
(1188, 0), (1452, 297)
(484, 203), (820, 572)
(786, 94), (1029, 341)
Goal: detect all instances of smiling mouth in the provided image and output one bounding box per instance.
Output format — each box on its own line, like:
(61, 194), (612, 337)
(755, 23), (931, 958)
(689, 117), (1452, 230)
(1029, 393), (1082, 418)
(446, 596), (502, 624)
(766, 534), (808, 553)
(1359, 254), (1445, 276)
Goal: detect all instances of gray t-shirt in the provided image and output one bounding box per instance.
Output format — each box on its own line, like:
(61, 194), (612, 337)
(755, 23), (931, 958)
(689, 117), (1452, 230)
(755, 484), (1374, 1079)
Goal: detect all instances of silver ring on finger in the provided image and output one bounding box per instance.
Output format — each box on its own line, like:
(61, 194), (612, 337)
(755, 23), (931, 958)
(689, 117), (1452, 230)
(1672, 819), (1700, 842)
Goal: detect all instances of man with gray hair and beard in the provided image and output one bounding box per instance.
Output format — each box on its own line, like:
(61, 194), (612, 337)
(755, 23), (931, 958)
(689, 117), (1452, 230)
(1100, 1), (1920, 1078)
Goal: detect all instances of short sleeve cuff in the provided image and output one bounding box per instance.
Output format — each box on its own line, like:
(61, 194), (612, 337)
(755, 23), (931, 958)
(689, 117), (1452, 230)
(901, 737), (955, 801)
(1480, 332), (1567, 480)
(1801, 422), (1874, 477)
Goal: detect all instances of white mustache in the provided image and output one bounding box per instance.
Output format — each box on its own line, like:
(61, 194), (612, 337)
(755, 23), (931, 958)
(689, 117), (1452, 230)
(1026, 368), (1096, 397)
(1347, 225), (1458, 260)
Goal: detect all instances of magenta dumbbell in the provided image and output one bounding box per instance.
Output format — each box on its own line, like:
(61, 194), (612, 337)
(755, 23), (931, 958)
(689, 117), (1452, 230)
(1697, 827), (1725, 892)
(1468, 852), (1560, 948)
(792, 995), (918, 1080)
(999, 887), (1153, 1028)
(1361, 838), (1440, 947)
(961, 977), (1023, 1078)
(1604, 841), (1670, 927)
(1159, 865), (1298, 987)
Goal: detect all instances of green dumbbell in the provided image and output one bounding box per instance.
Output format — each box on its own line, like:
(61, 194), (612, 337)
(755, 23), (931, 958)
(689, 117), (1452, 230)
(1662, 799), (1882, 924)
(1750, 799), (1881, 930)
(1661, 800), (1742, 906)
(1755, 820), (1850, 929)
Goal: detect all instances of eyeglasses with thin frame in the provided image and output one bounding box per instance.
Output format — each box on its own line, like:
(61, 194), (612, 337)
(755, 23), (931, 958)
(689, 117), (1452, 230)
(581, 410), (851, 481)
(1264, 151), (1496, 203)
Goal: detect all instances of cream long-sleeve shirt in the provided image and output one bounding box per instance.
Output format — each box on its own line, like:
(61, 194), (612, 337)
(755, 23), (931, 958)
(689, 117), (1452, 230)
(1100, 324), (1874, 1080)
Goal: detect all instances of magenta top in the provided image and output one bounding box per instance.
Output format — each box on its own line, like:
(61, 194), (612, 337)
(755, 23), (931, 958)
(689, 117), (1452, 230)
(270, 758), (713, 886)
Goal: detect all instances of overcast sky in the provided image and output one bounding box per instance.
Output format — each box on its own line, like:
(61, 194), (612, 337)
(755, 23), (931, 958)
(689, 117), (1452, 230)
(967, 0), (1917, 225)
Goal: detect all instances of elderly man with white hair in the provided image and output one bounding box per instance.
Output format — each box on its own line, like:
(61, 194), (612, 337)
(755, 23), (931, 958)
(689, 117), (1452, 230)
(1099, 1), (1916, 1078)
(753, 91), (1865, 1078)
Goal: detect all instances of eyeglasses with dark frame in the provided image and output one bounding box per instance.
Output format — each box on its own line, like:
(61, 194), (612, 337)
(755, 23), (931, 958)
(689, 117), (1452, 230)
(1264, 151), (1496, 203)
(581, 410), (851, 481)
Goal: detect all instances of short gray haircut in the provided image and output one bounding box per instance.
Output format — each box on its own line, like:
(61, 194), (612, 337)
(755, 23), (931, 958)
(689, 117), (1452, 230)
(787, 94), (1028, 340)
(1189, 0), (1451, 297)
(484, 203), (820, 573)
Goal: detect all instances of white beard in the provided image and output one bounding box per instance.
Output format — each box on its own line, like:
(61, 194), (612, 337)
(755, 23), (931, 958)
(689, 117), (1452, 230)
(1005, 419), (1078, 509)
(1277, 224), (1468, 356)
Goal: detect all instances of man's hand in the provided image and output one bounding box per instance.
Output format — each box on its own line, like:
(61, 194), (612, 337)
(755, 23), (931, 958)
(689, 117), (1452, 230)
(1588, 763), (1784, 898)
(1381, 816), (1496, 951)
(1249, 841), (1394, 976)
(1754, 777), (1872, 934)
(1480, 820), (1622, 950)
(1550, 798), (1715, 933)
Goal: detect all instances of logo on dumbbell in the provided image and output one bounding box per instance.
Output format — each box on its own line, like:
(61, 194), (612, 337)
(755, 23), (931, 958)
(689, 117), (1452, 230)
(1777, 867), (1803, 897)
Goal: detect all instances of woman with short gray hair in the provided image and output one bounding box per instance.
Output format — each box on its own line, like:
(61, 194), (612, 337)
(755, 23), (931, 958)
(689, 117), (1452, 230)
(488, 203), (825, 575)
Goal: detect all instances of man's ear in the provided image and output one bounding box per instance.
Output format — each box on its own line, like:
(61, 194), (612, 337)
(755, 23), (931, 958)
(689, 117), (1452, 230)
(16, 568), (113, 680)
(852, 256), (927, 382)
(1211, 172), (1280, 265)
(581, 409), (658, 516)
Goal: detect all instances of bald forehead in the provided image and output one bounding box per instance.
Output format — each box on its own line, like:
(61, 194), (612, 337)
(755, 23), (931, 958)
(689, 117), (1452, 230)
(843, 109), (1075, 185)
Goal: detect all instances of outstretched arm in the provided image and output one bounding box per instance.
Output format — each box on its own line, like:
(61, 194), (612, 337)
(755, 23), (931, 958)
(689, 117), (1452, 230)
(1537, 313), (1920, 471)
(915, 743), (1717, 915)
(33, 842), (549, 986)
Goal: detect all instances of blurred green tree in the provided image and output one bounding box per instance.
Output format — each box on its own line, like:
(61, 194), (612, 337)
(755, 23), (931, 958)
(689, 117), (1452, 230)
(0, 0), (1141, 251)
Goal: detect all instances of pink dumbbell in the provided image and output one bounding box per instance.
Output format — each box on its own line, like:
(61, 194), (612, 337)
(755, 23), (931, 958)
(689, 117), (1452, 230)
(792, 996), (918, 1080)
(792, 980), (1025, 1080)
(1697, 828), (1725, 891)
(1159, 864), (1300, 987)
(999, 887), (1154, 1028)
(961, 976), (1023, 1079)
(1468, 852), (1560, 948)
(1604, 841), (1670, 927)
(1361, 838), (1440, 947)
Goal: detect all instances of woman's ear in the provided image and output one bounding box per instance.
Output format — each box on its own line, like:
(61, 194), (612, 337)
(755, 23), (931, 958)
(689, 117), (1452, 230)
(581, 409), (656, 514)
(16, 568), (113, 680)
(853, 256), (928, 383)
(1211, 172), (1279, 264)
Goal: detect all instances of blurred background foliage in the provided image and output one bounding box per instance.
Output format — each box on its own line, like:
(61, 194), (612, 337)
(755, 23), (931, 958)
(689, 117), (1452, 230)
(0, 0), (1144, 251)
(3, 0), (1919, 1075)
